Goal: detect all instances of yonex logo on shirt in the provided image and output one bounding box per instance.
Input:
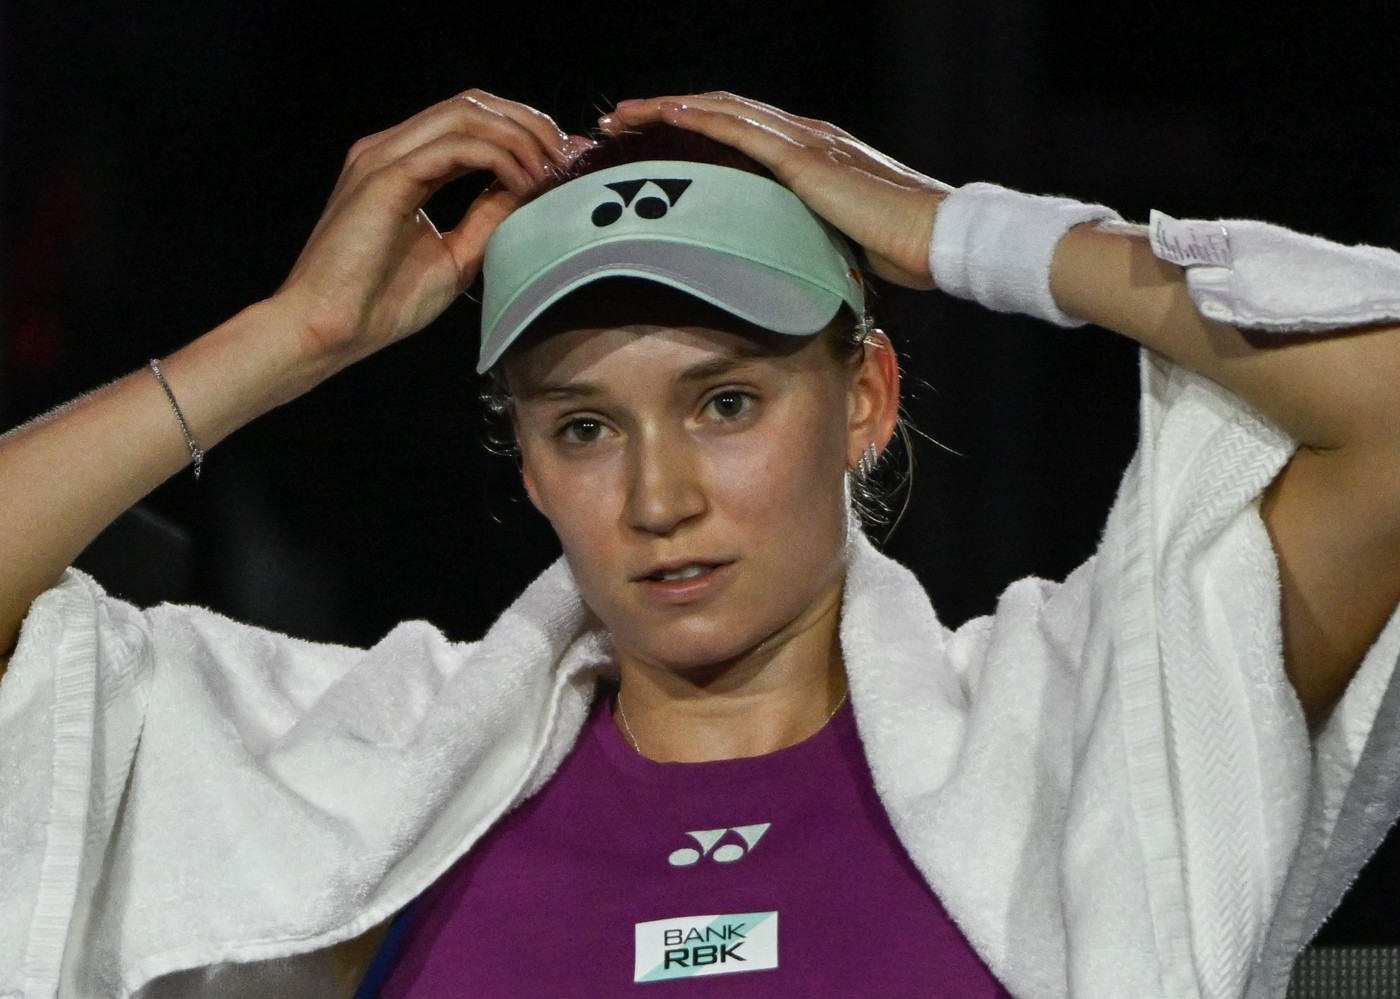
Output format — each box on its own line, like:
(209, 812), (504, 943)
(667, 823), (771, 866)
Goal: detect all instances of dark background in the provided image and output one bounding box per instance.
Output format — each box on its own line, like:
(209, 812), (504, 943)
(3, 0), (1397, 945)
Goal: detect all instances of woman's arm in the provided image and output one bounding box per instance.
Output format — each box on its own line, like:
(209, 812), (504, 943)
(0, 91), (574, 676)
(605, 92), (1400, 724)
(1052, 224), (1400, 722)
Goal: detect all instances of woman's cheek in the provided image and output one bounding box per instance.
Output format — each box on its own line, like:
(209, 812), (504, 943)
(704, 414), (846, 522)
(552, 472), (622, 553)
(523, 453), (621, 575)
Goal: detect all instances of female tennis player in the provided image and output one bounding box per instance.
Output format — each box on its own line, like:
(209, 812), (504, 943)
(2, 90), (1399, 998)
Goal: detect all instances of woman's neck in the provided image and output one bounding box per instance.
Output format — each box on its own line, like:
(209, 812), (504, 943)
(611, 595), (848, 763)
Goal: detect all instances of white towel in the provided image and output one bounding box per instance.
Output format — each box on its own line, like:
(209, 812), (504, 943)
(3, 212), (1400, 999)
(1149, 210), (1400, 332)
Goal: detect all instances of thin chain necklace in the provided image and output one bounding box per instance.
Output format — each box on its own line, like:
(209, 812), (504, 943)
(614, 687), (849, 758)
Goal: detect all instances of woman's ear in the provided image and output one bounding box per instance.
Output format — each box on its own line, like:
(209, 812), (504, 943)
(519, 453), (546, 515)
(846, 330), (900, 467)
(504, 405), (546, 515)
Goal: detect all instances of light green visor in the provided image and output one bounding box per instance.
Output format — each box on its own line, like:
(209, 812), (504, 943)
(478, 160), (865, 372)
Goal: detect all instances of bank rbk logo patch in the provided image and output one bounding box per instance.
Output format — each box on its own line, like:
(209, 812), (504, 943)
(667, 823), (771, 866)
(634, 911), (779, 982)
(591, 178), (693, 227)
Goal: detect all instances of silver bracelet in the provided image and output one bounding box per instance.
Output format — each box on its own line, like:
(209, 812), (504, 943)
(148, 358), (205, 479)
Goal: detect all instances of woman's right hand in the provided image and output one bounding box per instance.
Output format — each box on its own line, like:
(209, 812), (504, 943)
(0, 91), (582, 665)
(271, 90), (579, 367)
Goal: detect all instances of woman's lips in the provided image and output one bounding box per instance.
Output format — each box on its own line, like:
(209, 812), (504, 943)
(633, 561), (735, 604)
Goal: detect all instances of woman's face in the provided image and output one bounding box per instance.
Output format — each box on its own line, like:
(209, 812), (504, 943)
(504, 299), (887, 677)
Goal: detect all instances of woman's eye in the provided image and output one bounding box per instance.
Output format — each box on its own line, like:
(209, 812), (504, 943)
(559, 418), (606, 444)
(706, 392), (751, 420)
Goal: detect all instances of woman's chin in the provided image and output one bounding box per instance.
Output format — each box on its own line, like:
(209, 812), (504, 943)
(611, 607), (835, 682)
(609, 620), (771, 678)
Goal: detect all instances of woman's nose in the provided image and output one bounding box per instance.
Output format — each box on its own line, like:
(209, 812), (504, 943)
(624, 434), (706, 536)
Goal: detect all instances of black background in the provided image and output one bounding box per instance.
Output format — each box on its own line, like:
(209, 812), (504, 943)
(3, 0), (1398, 945)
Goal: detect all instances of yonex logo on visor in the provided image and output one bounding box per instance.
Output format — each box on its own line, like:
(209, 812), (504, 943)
(593, 179), (694, 227)
(478, 160), (865, 373)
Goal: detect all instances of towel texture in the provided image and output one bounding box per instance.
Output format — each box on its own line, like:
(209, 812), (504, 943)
(2, 215), (1399, 999)
(1149, 210), (1400, 332)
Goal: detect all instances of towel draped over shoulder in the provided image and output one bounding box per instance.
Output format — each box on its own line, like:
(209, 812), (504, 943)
(3, 218), (1400, 999)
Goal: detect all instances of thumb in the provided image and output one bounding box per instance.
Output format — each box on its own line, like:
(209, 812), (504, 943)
(444, 183), (524, 292)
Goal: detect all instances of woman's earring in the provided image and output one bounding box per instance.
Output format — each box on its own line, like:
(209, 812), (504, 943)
(856, 442), (878, 478)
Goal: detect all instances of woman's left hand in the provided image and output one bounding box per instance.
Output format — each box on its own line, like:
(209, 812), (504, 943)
(601, 92), (950, 290)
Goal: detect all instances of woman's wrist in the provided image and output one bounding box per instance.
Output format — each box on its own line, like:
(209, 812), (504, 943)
(255, 289), (373, 386)
(160, 296), (347, 451)
(928, 182), (1123, 326)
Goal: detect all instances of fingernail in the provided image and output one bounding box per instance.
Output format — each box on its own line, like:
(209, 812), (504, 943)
(614, 98), (641, 108)
(564, 135), (594, 163)
(598, 114), (619, 129)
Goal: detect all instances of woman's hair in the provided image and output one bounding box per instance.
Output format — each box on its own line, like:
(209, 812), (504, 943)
(561, 121), (780, 183)
(480, 122), (908, 531)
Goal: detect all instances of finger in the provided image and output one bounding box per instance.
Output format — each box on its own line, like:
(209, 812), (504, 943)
(465, 91), (574, 169)
(441, 183), (523, 289)
(608, 92), (813, 142)
(350, 131), (539, 231)
(438, 93), (563, 184)
(297, 134), (534, 277)
(306, 119), (542, 259)
(642, 103), (815, 185)
(565, 134), (596, 160)
(350, 90), (561, 185)
(450, 96), (561, 185)
(608, 92), (898, 173)
(605, 96), (922, 191)
(601, 94), (844, 183)
(610, 93), (886, 174)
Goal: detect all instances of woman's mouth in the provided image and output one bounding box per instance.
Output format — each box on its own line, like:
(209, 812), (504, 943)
(650, 565), (710, 582)
(634, 560), (735, 603)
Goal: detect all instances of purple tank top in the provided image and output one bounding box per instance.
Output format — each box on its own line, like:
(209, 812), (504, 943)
(381, 693), (1010, 996)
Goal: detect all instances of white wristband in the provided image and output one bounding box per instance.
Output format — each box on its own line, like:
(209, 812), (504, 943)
(929, 182), (1122, 327)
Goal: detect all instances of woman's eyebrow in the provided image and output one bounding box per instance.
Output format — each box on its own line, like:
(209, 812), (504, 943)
(677, 356), (746, 384)
(677, 344), (771, 384)
(515, 380), (603, 403)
